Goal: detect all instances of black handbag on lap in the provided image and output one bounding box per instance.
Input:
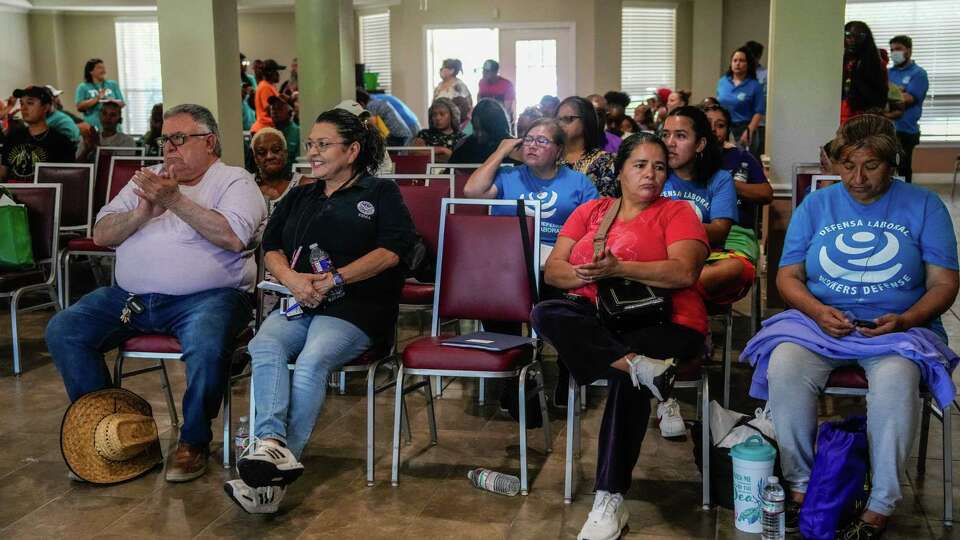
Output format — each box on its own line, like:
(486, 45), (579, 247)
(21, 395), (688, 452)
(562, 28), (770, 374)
(592, 198), (671, 332)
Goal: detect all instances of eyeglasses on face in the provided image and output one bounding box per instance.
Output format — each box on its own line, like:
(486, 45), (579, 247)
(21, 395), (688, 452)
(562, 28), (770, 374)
(304, 140), (350, 152)
(557, 115), (582, 125)
(522, 135), (554, 147)
(158, 132), (211, 148)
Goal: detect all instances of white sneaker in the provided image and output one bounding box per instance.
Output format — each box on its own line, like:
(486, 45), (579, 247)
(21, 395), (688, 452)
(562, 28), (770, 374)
(223, 479), (285, 514)
(237, 441), (304, 488)
(577, 491), (629, 540)
(657, 398), (686, 439)
(625, 355), (676, 401)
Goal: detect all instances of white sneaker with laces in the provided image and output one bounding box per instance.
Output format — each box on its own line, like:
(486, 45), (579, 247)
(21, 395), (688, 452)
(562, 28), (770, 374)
(237, 441), (304, 488)
(224, 479), (286, 514)
(577, 491), (629, 540)
(625, 355), (676, 401)
(657, 398), (686, 439)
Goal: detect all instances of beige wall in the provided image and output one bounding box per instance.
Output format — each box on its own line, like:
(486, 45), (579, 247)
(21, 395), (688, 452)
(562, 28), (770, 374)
(0, 9), (34, 97)
(238, 11), (297, 70)
(722, 0), (770, 68)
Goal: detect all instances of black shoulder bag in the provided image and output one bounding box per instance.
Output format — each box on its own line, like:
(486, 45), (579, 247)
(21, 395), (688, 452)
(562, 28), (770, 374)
(593, 198), (671, 332)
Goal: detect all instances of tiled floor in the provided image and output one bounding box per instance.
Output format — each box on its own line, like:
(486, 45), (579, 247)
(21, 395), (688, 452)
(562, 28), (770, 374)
(2, 185), (960, 539)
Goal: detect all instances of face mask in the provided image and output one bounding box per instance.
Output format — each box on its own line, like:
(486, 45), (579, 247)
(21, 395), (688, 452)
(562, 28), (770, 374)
(890, 50), (906, 65)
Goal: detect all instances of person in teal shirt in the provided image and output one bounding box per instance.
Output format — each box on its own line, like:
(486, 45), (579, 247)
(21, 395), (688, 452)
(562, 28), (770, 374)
(242, 82), (256, 131)
(75, 58), (125, 131)
(268, 96), (299, 170)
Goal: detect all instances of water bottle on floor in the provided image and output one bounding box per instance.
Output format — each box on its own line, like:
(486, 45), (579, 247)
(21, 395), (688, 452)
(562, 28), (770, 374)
(235, 416), (250, 458)
(467, 468), (520, 496)
(761, 476), (786, 540)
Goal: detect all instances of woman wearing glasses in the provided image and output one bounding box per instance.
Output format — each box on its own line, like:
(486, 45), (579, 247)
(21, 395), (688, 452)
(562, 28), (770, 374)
(555, 96), (618, 197)
(464, 117), (598, 248)
(225, 108), (416, 514)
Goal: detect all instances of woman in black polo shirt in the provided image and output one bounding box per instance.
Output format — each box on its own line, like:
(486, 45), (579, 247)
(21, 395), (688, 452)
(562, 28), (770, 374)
(225, 108), (416, 514)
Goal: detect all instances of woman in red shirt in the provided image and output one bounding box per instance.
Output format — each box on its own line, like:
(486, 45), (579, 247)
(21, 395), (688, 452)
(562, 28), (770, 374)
(532, 132), (709, 540)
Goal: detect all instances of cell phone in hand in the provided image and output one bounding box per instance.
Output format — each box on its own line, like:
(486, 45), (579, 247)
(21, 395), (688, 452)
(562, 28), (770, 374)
(852, 319), (877, 329)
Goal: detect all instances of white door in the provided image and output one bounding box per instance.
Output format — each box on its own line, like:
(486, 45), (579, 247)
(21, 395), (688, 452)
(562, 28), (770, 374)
(498, 27), (575, 122)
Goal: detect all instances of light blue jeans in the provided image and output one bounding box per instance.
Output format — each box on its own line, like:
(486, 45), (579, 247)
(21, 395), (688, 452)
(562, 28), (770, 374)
(767, 342), (921, 516)
(249, 310), (371, 458)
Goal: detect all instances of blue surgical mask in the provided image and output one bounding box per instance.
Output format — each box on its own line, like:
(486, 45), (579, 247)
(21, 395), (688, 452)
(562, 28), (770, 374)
(890, 50), (906, 65)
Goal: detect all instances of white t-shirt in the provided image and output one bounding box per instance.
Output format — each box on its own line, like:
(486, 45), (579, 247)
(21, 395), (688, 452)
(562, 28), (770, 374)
(96, 160), (267, 295)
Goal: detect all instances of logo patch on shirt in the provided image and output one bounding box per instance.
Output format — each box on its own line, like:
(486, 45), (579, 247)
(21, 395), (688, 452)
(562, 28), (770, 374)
(357, 200), (375, 219)
(903, 75), (912, 84)
(737, 92), (747, 101)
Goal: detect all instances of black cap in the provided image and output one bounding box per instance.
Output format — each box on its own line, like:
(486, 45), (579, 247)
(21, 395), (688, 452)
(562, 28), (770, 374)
(13, 85), (53, 104)
(263, 59), (286, 73)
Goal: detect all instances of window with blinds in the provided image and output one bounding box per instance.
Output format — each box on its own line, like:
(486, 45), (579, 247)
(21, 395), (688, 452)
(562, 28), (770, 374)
(114, 19), (162, 135)
(847, 0), (960, 142)
(359, 12), (391, 93)
(621, 3), (676, 108)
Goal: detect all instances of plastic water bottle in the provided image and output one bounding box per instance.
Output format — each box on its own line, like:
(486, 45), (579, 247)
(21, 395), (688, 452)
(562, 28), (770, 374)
(308, 243), (344, 301)
(761, 476), (786, 540)
(734, 162), (750, 183)
(234, 416), (249, 458)
(467, 468), (520, 496)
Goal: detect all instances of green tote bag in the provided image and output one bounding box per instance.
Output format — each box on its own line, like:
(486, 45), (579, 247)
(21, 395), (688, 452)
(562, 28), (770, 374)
(0, 187), (35, 269)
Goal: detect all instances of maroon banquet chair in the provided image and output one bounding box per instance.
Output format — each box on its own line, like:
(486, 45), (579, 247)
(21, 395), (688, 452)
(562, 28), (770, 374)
(386, 146), (435, 175)
(1, 183), (62, 374)
(33, 163), (95, 306)
(824, 365), (953, 525)
(390, 198), (551, 495)
(115, 327), (254, 468)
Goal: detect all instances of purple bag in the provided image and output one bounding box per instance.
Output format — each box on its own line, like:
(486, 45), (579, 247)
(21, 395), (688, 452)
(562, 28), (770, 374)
(799, 416), (869, 540)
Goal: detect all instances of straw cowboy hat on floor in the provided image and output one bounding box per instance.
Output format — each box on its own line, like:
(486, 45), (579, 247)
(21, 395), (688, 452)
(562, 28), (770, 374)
(61, 387), (163, 484)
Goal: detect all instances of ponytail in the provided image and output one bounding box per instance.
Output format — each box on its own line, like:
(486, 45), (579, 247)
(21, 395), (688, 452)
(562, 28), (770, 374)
(315, 108), (385, 177)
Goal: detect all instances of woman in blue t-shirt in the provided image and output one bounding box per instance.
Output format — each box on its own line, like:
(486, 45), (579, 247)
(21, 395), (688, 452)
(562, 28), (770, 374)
(464, 117), (598, 247)
(75, 58), (125, 132)
(703, 103), (772, 266)
(661, 106), (754, 305)
(715, 46), (765, 155)
(764, 115), (959, 537)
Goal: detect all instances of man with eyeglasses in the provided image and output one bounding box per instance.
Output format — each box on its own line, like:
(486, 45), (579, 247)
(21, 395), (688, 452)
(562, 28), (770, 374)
(46, 103), (267, 484)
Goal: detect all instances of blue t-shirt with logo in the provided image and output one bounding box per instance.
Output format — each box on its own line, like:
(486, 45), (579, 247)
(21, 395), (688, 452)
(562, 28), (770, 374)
(781, 181), (958, 337)
(716, 75), (766, 124)
(888, 61), (929, 135)
(662, 169), (738, 244)
(491, 164), (598, 245)
(74, 80), (125, 131)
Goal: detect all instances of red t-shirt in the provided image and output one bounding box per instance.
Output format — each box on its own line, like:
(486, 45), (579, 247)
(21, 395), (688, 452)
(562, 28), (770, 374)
(559, 197), (710, 334)
(478, 76), (515, 104)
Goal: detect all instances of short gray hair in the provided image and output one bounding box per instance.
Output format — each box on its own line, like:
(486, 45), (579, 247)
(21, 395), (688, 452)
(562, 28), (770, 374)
(163, 103), (222, 157)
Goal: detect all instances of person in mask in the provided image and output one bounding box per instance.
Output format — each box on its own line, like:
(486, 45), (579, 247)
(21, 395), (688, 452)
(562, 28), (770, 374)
(887, 35), (928, 183)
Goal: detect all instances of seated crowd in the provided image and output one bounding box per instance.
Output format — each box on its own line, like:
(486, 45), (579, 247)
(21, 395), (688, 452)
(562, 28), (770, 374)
(13, 29), (952, 540)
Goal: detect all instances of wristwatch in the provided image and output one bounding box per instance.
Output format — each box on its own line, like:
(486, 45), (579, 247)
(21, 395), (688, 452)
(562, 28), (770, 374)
(332, 270), (345, 287)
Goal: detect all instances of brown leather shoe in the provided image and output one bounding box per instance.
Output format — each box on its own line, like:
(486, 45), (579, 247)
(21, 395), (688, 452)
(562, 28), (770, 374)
(164, 442), (208, 482)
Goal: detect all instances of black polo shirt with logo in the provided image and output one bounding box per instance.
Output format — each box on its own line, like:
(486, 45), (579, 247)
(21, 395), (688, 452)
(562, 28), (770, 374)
(1, 124), (76, 180)
(262, 176), (416, 342)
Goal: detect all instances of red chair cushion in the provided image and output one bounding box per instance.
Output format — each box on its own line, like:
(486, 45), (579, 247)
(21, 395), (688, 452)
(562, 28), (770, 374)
(121, 327), (253, 354)
(66, 237), (113, 252)
(122, 334), (182, 354)
(401, 281), (434, 304)
(402, 336), (532, 372)
(826, 366), (868, 389)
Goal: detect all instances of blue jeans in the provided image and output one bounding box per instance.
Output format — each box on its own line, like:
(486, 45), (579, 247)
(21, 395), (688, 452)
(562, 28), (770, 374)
(767, 342), (921, 516)
(46, 286), (251, 447)
(249, 310), (371, 458)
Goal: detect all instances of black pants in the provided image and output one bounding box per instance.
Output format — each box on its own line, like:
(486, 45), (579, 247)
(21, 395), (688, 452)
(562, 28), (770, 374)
(896, 131), (921, 183)
(531, 299), (704, 493)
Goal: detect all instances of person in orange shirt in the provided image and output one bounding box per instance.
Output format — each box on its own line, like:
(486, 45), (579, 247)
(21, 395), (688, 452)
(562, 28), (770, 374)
(251, 59), (285, 133)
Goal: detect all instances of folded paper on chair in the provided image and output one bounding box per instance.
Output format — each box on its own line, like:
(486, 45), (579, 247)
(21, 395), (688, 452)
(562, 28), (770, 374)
(441, 332), (536, 352)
